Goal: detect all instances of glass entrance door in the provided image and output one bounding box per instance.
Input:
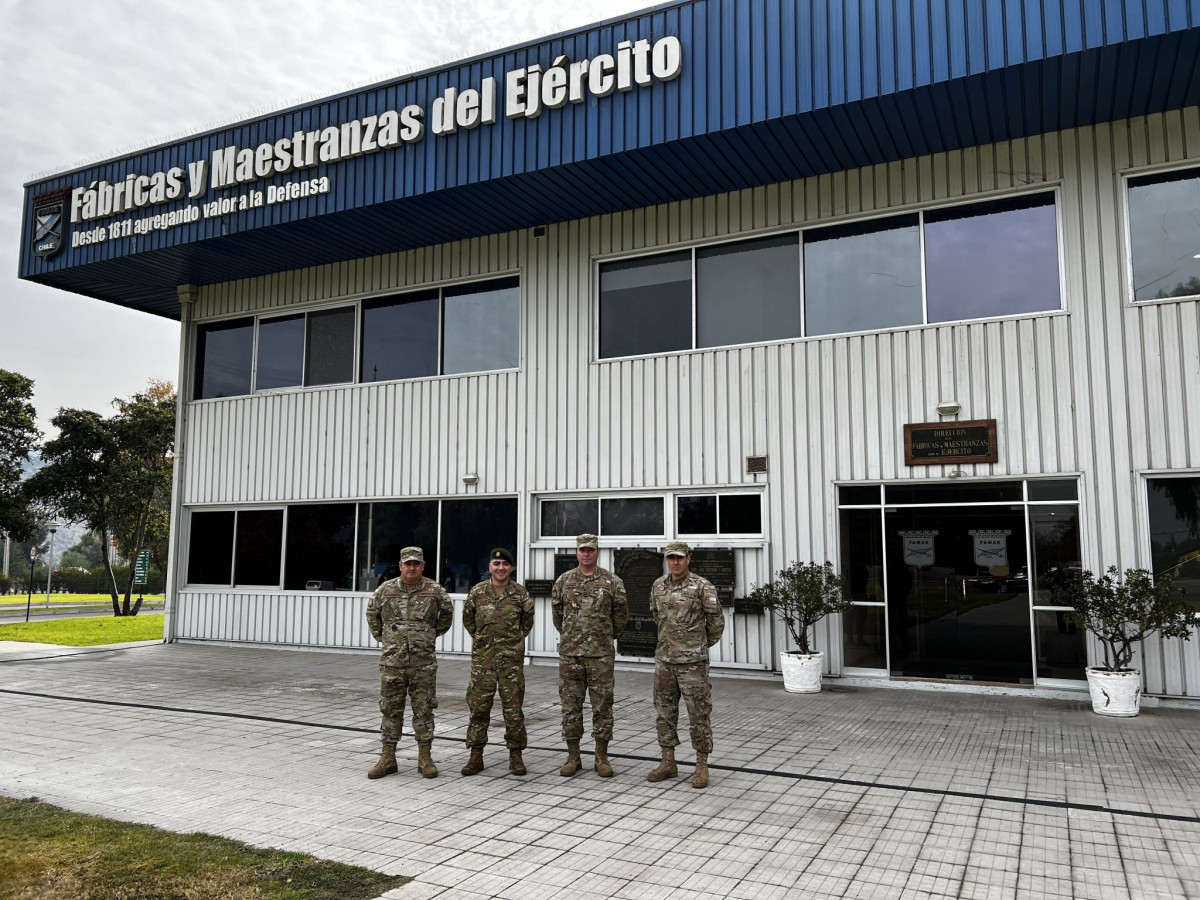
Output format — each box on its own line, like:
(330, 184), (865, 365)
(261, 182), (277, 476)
(885, 505), (1032, 683)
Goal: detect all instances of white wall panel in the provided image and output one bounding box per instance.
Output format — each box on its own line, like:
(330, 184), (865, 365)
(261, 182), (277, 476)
(176, 108), (1200, 694)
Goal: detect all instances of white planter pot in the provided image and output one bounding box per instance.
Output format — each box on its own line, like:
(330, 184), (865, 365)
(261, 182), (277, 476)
(780, 651), (824, 693)
(1085, 667), (1142, 717)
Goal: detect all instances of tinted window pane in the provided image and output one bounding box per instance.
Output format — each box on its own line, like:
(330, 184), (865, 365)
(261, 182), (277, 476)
(284, 504), (356, 590)
(924, 194), (1060, 322)
(839, 485), (882, 506)
(696, 234), (800, 348)
(360, 291), (439, 382)
(255, 315), (304, 390)
(1034, 609), (1086, 680)
(841, 507), (886, 669)
(720, 495), (762, 533)
(187, 510), (234, 584)
(1028, 479), (1078, 502)
(1028, 505), (1082, 606)
(195, 319), (253, 399)
(601, 497), (664, 535)
(885, 482), (1023, 505)
(1129, 169), (1200, 301)
(1148, 478), (1200, 612)
(804, 216), (922, 336)
(234, 509), (283, 586)
(440, 498), (518, 593)
(599, 252), (692, 358)
(305, 307), (355, 386)
(541, 499), (599, 538)
(443, 278), (520, 375)
(356, 501), (439, 591)
(677, 496), (717, 534)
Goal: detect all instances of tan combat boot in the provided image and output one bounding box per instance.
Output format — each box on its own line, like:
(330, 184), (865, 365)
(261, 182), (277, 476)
(367, 742), (398, 780)
(559, 740), (582, 777)
(461, 747), (484, 776)
(509, 749), (527, 776)
(594, 739), (614, 778)
(646, 746), (678, 782)
(417, 742), (438, 779)
(692, 752), (709, 789)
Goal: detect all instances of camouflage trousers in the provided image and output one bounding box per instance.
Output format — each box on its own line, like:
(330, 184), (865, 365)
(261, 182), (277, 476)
(465, 649), (526, 750)
(558, 654), (616, 742)
(653, 659), (713, 753)
(379, 662), (438, 744)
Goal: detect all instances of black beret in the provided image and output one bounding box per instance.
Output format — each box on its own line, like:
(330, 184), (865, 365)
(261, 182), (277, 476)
(490, 547), (515, 564)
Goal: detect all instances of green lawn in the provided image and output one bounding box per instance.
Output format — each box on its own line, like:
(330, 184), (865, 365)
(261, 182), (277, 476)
(0, 796), (408, 900)
(0, 614), (165, 646)
(0, 593), (165, 607)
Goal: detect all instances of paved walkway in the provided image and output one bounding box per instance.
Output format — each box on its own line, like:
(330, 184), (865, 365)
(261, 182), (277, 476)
(2, 642), (1200, 899)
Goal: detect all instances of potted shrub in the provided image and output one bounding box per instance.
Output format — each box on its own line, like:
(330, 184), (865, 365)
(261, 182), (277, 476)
(1053, 566), (1195, 717)
(748, 560), (851, 693)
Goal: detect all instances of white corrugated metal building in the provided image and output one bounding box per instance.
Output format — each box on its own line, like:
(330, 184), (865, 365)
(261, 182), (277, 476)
(19, 0), (1200, 697)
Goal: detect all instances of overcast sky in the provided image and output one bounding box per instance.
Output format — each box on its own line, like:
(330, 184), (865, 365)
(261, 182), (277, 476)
(0, 0), (651, 434)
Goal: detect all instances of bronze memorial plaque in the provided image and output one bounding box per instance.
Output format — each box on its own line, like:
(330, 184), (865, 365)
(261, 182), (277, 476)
(904, 419), (998, 466)
(614, 547), (663, 658)
(688, 549), (736, 607)
(524, 579), (555, 596)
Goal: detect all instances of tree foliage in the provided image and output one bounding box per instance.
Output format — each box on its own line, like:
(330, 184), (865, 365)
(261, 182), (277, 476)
(747, 560), (851, 655)
(25, 383), (175, 616)
(1053, 566), (1195, 671)
(0, 369), (40, 541)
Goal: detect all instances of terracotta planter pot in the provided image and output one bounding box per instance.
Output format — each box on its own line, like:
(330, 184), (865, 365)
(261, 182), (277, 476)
(1085, 667), (1142, 717)
(780, 651), (824, 693)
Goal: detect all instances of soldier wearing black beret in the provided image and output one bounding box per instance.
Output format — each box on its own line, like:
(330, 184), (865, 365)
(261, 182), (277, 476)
(460, 547), (534, 775)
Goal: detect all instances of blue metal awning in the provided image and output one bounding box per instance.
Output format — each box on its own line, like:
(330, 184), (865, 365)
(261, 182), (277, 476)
(19, 0), (1200, 319)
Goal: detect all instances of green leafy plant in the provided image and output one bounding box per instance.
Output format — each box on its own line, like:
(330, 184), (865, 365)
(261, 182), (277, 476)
(1052, 566), (1195, 671)
(747, 560), (850, 655)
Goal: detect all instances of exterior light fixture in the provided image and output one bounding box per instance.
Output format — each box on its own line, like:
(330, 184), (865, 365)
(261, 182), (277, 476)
(936, 399), (961, 416)
(462, 473), (479, 485)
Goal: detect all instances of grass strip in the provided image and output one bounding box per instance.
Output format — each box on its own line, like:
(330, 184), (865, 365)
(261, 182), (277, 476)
(0, 796), (408, 900)
(0, 614), (165, 646)
(0, 594), (165, 608)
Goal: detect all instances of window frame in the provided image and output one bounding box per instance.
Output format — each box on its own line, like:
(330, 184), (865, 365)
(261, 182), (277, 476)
(675, 491), (765, 538)
(1122, 163), (1200, 306)
(191, 273), (522, 402)
(184, 506), (286, 589)
(1138, 470), (1200, 616)
(594, 185), (1066, 362)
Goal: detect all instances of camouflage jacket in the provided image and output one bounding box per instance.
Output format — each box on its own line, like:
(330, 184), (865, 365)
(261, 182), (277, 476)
(366, 576), (453, 669)
(551, 566), (630, 657)
(650, 571), (725, 664)
(463, 580), (534, 656)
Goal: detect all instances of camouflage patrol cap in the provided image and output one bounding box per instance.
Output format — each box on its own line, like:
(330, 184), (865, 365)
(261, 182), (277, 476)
(576, 533), (599, 549)
(490, 547), (515, 564)
(664, 541), (691, 557)
(400, 546), (424, 563)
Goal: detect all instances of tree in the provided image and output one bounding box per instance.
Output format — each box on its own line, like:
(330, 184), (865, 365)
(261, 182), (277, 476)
(746, 561), (852, 655)
(0, 369), (40, 541)
(65, 532), (106, 569)
(26, 383), (175, 616)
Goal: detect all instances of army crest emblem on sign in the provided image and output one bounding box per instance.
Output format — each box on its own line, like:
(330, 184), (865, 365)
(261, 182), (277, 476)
(31, 191), (69, 259)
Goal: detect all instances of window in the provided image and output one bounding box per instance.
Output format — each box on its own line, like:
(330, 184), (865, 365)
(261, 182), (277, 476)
(355, 501), (439, 591)
(440, 498), (519, 593)
(804, 216), (922, 336)
(599, 191), (1062, 358)
(1147, 477), (1200, 611)
(677, 494), (762, 535)
(194, 276), (521, 400)
(541, 499), (599, 537)
(186, 509), (283, 587)
(539, 497), (665, 538)
(187, 511), (235, 584)
(696, 235), (800, 348)
(255, 315), (304, 390)
(1128, 167), (1200, 302)
(283, 504), (356, 590)
(443, 278), (520, 375)
(195, 319), (253, 399)
(599, 252), (691, 359)
(361, 290), (439, 382)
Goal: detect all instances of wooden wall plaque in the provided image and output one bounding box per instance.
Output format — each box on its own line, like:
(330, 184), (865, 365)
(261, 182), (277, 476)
(904, 419), (998, 466)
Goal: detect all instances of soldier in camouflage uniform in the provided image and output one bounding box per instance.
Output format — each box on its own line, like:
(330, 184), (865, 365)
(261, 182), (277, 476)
(365, 546), (453, 780)
(461, 547), (535, 776)
(647, 541), (725, 789)
(551, 533), (629, 777)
